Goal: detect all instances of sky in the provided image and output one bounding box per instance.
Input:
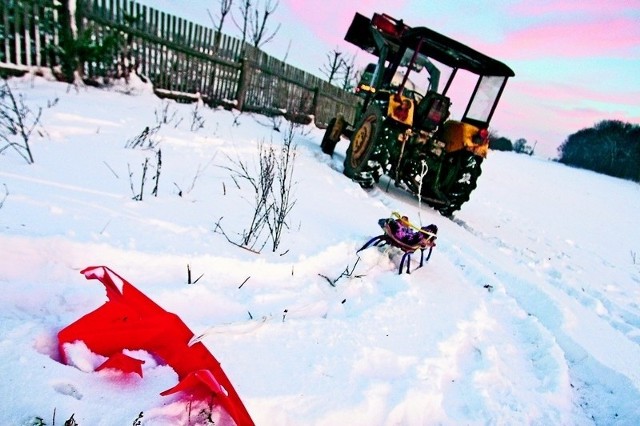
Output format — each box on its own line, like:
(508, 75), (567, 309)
(1, 74), (640, 425)
(133, 0), (640, 159)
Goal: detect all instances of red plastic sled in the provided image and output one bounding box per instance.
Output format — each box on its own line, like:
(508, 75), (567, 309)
(58, 266), (254, 426)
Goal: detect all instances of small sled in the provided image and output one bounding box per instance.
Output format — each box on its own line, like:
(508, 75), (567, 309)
(358, 212), (438, 274)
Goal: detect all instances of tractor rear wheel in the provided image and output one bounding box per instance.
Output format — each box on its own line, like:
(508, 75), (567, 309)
(436, 152), (483, 217)
(344, 106), (383, 188)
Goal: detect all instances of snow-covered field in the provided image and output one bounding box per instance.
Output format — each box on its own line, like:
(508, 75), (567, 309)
(1, 75), (639, 425)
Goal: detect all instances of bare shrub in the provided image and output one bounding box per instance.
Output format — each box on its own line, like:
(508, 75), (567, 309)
(124, 119), (162, 201)
(318, 258), (363, 287)
(267, 120), (297, 251)
(253, 114), (283, 132)
(216, 119), (299, 253)
(124, 125), (160, 149)
(190, 102), (206, 131)
(186, 264), (204, 284)
(173, 154), (217, 197)
(0, 80), (45, 164)
(155, 100), (183, 128)
(128, 149), (162, 201)
(0, 183), (8, 209)
(151, 149), (162, 197)
(217, 139), (276, 252)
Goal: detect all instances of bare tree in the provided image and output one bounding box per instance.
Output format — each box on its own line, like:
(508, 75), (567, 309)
(340, 54), (357, 91)
(208, 0), (234, 33)
(207, 0), (234, 50)
(233, 0), (251, 46)
(513, 138), (534, 156)
(282, 38), (292, 62)
(249, 0), (281, 47)
(321, 48), (345, 85)
(233, 0), (280, 48)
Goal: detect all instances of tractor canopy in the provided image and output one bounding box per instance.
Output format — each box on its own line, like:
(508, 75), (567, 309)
(346, 12), (515, 128)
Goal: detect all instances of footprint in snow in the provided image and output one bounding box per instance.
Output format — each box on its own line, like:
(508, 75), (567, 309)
(52, 382), (83, 400)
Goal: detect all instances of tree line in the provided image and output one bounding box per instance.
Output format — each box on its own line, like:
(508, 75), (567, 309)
(488, 133), (536, 156)
(557, 120), (640, 182)
(489, 120), (640, 183)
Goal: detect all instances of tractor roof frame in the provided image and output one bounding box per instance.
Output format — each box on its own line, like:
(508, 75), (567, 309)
(345, 13), (515, 78)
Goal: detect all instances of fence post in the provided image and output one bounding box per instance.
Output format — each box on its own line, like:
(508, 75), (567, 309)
(235, 57), (250, 111)
(311, 86), (320, 117)
(58, 0), (76, 82)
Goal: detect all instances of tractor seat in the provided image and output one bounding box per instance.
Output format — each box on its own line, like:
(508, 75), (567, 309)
(414, 91), (451, 132)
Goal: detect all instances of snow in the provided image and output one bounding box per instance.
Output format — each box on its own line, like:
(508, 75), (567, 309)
(1, 74), (639, 426)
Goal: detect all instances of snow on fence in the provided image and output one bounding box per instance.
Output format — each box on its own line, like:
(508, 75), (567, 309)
(0, 0), (359, 126)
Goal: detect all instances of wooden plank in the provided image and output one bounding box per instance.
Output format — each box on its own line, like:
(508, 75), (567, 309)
(199, 25), (207, 94)
(172, 14), (179, 91)
(33, 2), (42, 68)
(128, 5), (136, 75)
(138, 3), (146, 76)
(202, 25), (212, 98)
(225, 35), (239, 96)
(43, 1), (51, 67)
(159, 11), (168, 89)
(186, 22), (193, 93)
(218, 36), (229, 96)
(91, 0), (99, 19)
(194, 23), (204, 92)
(2, 1), (11, 64)
(148, 6), (158, 81)
(175, 16), (182, 91)
(13, 1), (22, 66)
(23, 3), (32, 67)
(173, 13), (179, 44)
(164, 12), (172, 89)
(154, 8), (162, 83)
(208, 29), (219, 99)
(164, 12), (172, 90)
(152, 9), (159, 87)
(184, 20), (193, 93)
(52, 0), (59, 59)
(155, 10), (163, 87)
(132, 1), (139, 74)
(143, 6), (151, 79)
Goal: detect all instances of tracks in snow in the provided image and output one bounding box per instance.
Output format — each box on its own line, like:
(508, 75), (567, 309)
(364, 182), (640, 423)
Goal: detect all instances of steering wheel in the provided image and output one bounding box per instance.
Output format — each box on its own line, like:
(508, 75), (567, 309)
(402, 89), (424, 103)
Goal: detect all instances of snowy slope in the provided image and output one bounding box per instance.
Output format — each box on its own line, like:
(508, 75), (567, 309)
(1, 75), (639, 425)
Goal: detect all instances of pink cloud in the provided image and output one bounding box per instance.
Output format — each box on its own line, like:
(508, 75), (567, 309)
(283, 0), (408, 46)
(494, 18), (639, 59)
(513, 80), (640, 108)
(509, 0), (639, 17)
(490, 79), (640, 153)
(492, 99), (599, 156)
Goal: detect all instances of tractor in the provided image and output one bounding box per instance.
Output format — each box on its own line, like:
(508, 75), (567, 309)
(321, 13), (515, 216)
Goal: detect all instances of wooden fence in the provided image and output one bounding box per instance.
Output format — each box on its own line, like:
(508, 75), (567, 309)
(0, 0), (360, 126)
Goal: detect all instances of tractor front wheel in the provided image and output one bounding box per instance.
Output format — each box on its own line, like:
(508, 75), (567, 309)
(344, 106), (383, 188)
(321, 116), (344, 155)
